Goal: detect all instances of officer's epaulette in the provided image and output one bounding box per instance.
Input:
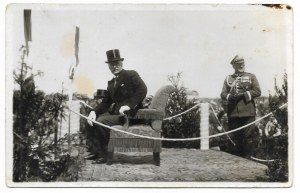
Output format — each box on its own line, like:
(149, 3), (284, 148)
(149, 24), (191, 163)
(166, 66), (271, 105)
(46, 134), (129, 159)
(231, 72), (252, 77)
(243, 72), (252, 75)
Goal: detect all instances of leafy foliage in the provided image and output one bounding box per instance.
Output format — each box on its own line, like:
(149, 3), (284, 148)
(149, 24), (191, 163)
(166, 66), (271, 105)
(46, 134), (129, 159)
(265, 72), (288, 182)
(13, 46), (81, 182)
(162, 73), (200, 148)
(252, 72), (288, 182)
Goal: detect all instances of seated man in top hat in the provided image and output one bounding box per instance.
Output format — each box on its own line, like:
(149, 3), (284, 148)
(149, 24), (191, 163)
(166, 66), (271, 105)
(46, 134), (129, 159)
(87, 49), (147, 164)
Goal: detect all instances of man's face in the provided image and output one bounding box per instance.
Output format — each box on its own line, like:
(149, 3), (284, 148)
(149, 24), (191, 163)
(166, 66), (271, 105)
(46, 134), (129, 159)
(108, 61), (123, 75)
(232, 63), (245, 73)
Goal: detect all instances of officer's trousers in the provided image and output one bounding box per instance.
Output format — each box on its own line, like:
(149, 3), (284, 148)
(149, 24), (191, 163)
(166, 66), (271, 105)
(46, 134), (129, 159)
(228, 116), (258, 158)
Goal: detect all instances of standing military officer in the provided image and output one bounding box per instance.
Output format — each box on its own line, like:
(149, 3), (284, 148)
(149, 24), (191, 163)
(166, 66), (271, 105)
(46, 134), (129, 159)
(220, 55), (261, 158)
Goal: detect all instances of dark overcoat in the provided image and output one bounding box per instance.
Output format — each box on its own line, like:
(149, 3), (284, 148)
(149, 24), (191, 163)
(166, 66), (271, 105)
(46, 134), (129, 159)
(94, 69), (147, 116)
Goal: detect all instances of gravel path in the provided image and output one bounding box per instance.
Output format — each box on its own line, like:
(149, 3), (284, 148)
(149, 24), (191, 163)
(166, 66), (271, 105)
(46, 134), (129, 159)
(78, 148), (269, 182)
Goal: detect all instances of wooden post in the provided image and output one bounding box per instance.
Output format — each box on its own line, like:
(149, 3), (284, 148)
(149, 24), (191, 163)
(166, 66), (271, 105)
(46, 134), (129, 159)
(200, 103), (209, 150)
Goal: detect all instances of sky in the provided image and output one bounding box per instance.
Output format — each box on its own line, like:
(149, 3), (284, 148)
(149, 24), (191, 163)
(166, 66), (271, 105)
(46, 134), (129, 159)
(6, 4), (292, 98)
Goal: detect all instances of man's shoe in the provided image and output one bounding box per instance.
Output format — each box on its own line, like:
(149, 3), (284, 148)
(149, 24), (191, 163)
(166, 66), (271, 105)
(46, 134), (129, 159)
(84, 154), (98, 160)
(92, 158), (107, 164)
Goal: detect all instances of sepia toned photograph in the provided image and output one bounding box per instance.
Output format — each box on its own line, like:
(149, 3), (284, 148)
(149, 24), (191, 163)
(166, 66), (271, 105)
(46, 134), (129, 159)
(5, 3), (293, 187)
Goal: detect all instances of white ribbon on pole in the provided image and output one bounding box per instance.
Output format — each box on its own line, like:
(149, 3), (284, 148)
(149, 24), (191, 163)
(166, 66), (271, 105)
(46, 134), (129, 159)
(67, 26), (80, 150)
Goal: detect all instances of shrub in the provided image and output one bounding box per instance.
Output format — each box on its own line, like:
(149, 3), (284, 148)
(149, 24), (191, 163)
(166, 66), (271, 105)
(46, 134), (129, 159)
(252, 72), (288, 182)
(13, 46), (81, 182)
(162, 73), (200, 148)
(265, 72), (288, 182)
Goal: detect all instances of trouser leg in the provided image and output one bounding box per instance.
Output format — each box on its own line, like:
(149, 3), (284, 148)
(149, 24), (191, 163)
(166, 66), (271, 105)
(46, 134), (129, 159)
(85, 123), (94, 151)
(153, 152), (160, 166)
(228, 118), (241, 156)
(94, 113), (122, 158)
(242, 117), (257, 158)
(228, 117), (257, 158)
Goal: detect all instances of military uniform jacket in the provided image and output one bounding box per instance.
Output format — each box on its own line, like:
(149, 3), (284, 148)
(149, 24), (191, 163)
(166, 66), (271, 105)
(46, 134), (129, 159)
(94, 69), (147, 116)
(221, 72), (261, 117)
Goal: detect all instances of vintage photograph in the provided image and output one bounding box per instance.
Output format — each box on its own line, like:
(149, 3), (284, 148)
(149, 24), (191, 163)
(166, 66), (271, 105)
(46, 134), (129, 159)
(5, 3), (293, 187)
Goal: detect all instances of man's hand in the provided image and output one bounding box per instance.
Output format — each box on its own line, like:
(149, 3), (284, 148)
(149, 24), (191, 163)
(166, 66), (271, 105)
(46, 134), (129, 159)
(87, 111), (96, 126)
(235, 93), (244, 100)
(228, 93), (244, 102)
(119, 105), (130, 115)
(228, 94), (237, 102)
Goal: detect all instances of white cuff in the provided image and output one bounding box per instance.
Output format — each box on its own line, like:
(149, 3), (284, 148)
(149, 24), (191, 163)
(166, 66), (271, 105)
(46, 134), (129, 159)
(226, 94), (231, 101)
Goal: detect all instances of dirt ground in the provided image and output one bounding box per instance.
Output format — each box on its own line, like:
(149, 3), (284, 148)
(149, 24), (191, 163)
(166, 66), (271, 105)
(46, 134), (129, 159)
(77, 148), (269, 183)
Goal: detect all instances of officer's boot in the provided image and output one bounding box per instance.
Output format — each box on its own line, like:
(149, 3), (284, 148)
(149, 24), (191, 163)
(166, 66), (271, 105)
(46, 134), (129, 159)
(106, 151), (113, 165)
(153, 152), (160, 166)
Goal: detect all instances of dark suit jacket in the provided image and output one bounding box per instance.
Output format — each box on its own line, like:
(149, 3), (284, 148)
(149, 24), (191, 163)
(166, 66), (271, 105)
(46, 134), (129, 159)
(94, 69), (147, 117)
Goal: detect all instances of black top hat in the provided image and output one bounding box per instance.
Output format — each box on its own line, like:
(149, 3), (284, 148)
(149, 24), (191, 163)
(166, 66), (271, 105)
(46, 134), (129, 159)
(94, 89), (107, 99)
(105, 49), (124, 63)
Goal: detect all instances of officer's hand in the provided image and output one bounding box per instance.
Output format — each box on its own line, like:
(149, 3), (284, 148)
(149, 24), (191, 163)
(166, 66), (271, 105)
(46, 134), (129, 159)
(119, 105), (130, 115)
(236, 93), (244, 100)
(228, 94), (237, 102)
(87, 111), (96, 126)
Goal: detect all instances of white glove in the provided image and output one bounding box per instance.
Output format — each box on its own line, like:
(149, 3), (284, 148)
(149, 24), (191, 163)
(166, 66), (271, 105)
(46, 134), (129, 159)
(119, 105), (130, 115)
(273, 128), (282, 137)
(87, 111), (96, 126)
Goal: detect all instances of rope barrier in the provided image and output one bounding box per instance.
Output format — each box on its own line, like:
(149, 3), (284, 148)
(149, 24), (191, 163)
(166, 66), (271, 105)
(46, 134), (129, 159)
(69, 103), (287, 141)
(78, 100), (202, 121)
(250, 156), (276, 162)
(79, 100), (94, 109)
(266, 133), (288, 138)
(163, 103), (201, 121)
